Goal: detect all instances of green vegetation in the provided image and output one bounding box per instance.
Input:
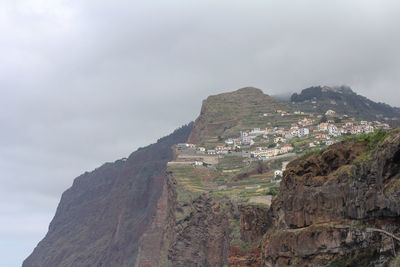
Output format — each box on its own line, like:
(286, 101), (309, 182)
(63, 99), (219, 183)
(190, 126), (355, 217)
(319, 114), (327, 123)
(231, 239), (253, 252)
(341, 129), (390, 160)
(357, 128), (390, 153)
(217, 155), (245, 170)
(264, 189), (278, 196)
(329, 248), (380, 267)
(300, 147), (326, 158)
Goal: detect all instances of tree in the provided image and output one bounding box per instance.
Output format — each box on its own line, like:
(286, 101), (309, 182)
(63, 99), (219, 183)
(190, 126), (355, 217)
(334, 117), (342, 123)
(320, 115), (327, 123)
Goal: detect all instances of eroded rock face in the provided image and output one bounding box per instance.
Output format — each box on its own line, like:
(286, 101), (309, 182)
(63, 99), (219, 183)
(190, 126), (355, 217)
(262, 129), (400, 266)
(229, 246), (262, 267)
(262, 224), (379, 266)
(166, 188), (232, 267)
(273, 131), (400, 230)
(23, 124), (193, 267)
(239, 204), (272, 243)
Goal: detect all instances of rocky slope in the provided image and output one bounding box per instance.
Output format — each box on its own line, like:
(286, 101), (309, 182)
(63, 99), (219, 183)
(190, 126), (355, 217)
(23, 124), (193, 267)
(261, 129), (400, 266)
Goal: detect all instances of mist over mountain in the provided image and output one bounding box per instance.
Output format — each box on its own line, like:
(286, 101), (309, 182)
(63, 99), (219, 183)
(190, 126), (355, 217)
(291, 85), (400, 123)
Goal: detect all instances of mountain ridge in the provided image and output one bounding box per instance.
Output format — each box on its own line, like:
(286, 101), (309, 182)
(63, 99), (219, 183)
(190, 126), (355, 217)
(291, 85), (400, 122)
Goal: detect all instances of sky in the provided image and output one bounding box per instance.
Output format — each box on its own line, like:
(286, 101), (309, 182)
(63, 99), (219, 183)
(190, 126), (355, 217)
(1, 0), (400, 265)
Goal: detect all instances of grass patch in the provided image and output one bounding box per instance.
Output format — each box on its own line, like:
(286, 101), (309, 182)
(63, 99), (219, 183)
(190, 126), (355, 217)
(343, 128), (390, 154)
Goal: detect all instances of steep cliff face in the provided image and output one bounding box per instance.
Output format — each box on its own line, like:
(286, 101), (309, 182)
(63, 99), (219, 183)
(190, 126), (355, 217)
(272, 129), (400, 229)
(238, 204), (272, 243)
(261, 129), (400, 266)
(165, 171), (233, 267)
(23, 124), (193, 267)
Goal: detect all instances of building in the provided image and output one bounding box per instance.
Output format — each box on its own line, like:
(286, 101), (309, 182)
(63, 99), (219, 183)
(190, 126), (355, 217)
(328, 124), (339, 136)
(177, 143), (189, 149)
(225, 139), (234, 145)
(280, 144), (294, 154)
(298, 128), (310, 137)
(325, 110), (336, 116)
(298, 118), (313, 126)
(274, 170), (283, 178)
(274, 137), (286, 143)
(242, 137), (255, 146)
(282, 161), (289, 171)
(249, 128), (265, 136)
(318, 123), (329, 131)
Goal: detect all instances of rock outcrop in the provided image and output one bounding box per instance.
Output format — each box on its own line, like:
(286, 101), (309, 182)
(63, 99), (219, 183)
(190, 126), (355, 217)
(239, 204), (272, 243)
(165, 172), (232, 267)
(261, 129), (400, 266)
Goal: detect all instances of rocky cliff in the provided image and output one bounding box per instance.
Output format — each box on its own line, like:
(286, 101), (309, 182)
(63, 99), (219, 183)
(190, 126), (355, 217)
(23, 123), (193, 267)
(162, 167), (233, 266)
(261, 129), (400, 266)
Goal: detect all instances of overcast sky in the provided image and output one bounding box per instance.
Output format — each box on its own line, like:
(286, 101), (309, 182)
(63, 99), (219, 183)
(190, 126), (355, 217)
(2, 0), (400, 265)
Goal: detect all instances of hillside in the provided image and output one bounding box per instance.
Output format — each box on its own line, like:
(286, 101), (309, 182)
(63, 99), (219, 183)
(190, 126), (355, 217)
(188, 87), (291, 146)
(24, 86), (400, 267)
(23, 124), (193, 267)
(291, 85), (400, 122)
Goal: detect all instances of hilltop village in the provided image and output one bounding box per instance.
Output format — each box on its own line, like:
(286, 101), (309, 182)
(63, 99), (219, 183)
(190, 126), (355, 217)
(166, 107), (392, 211)
(173, 109), (390, 163)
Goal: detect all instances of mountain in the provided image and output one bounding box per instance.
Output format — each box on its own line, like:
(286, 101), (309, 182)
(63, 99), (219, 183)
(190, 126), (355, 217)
(290, 85), (400, 122)
(24, 86), (400, 267)
(23, 123), (193, 267)
(188, 87), (290, 146)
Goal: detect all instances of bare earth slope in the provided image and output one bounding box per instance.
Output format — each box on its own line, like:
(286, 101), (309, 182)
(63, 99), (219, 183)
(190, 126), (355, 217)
(23, 124), (192, 267)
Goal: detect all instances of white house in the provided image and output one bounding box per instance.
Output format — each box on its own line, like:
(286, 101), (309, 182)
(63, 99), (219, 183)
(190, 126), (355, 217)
(249, 128), (265, 136)
(298, 128), (310, 137)
(325, 110), (336, 116)
(328, 124), (339, 136)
